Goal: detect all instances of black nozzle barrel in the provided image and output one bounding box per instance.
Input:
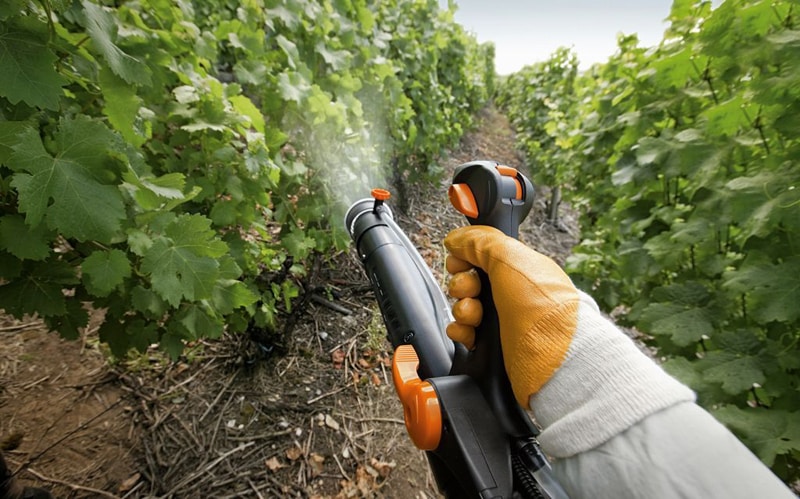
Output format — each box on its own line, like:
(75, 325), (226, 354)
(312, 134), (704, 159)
(345, 199), (454, 379)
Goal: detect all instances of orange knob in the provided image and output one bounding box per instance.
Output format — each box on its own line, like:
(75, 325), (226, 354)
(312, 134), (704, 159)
(371, 188), (391, 201)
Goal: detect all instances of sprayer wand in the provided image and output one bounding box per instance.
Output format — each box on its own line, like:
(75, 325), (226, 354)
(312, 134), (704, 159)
(345, 160), (568, 498)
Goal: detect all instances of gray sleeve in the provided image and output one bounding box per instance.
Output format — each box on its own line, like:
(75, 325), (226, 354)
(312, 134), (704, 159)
(551, 401), (797, 499)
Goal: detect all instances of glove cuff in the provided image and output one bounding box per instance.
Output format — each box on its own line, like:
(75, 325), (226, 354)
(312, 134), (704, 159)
(529, 292), (696, 458)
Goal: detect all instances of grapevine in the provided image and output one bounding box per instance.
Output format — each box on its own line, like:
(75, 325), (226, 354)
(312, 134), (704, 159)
(500, 0), (800, 483)
(0, 0), (494, 357)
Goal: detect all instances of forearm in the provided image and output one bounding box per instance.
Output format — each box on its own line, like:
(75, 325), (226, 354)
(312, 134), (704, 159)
(529, 292), (694, 457)
(528, 294), (795, 498)
(550, 402), (797, 499)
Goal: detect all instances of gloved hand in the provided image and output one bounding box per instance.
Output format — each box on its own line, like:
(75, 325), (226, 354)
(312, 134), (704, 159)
(444, 226), (695, 458)
(444, 225), (581, 405)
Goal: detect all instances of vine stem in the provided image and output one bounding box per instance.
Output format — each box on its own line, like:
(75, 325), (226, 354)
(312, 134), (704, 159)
(702, 61), (719, 105)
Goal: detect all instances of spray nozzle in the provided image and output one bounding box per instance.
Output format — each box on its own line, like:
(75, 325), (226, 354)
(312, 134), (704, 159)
(371, 188), (391, 213)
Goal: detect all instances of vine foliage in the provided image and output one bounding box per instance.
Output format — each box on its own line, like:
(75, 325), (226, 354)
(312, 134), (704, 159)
(500, 0), (800, 483)
(0, 0), (493, 357)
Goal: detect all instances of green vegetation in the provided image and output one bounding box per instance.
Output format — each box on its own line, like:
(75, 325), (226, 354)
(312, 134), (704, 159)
(499, 0), (800, 482)
(0, 0), (493, 358)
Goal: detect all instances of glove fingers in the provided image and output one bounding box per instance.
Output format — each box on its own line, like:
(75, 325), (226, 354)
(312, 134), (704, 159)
(446, 254), (473, 274)
(452, 297), (482, 327)
(446, 322), (475, 350)
(448, 269), (481, 299)
(444, 225), (509, 273)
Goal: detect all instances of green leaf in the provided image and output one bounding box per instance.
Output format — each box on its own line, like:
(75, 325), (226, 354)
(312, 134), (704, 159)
(178, 305), (224, 339)
(124, 318), (159, 352)
(282, 227), (316, 260)
(648, 306), (715, 346)
(0, 121), (31, 164)
(98, 67), (145, 146)
(0, 259), (77, 318)
(212, 280), (257, 315)
(80, 0), (152, 86)
(81, 249), (131, 297)
(126, 170), (187, 210)
(277, 71), (311, 103)
(699, 350), (767, 395)
(234, 60), (268, 85)
(160, 330), (186, 360)
(315, 42), (349, 70)
(141, 214), (227, 307)
(638, 282), (715, 346)
(0, 214), (51, 260)
(140, 173), (186, 200)
(701, 95), (750, 137)
(0, 20), (67, 109)
(127, 229), (153, 256)
(229, 95), (265, 133)
(44, 299), (89, 340)
(8, 116), (126, 243)
(276, 35), (300, 69)
(662, 357), (704, 389)
(131, 285), (166, 318)
(0, 251), (22, 279)
(723, 254), (800, 324)
(712, 406), (800, 467)
(651, 46), (693, 89)
(636, 137), (673, 166)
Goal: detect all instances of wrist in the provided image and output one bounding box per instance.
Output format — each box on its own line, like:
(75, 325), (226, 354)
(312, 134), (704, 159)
(528, 293), (695, 458)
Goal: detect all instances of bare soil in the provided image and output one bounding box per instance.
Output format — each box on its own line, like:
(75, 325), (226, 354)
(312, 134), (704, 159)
(0, 104), (580, 498)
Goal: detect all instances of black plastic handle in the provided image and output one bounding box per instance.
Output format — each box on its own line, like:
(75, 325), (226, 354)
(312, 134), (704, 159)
(449, 160), (534, 238)
(448, 160), (537, 438)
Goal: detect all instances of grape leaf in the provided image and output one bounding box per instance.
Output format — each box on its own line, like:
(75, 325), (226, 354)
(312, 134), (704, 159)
(178, 305), (224, 339)
(699, 351), (767, 395)
(160, 328), (186, 360)
(0, 121), (30, 164)
(98, 66), (145, 146)
(0, 251), (22, 280)
(0, 259), (77, 318)
(0, 214), (51, 260)
(0, 0), (26, 21)
(229, 95), (265, 134)
(44, 299), (89, 340)
(127, 319), (160, 352)
(80, 0), (152, 86)
(8, 116), (126, 243)
(636, 137), (673, 166)
(0, 20), (67, 110)
(712, 406), (800, 467)
(131, 285), (166, 318)
(650, 307), (715, 346)
(277, 71), (311, 103)
(723, 254), (800, 324)
(276, 35), (300, 69)
(141, 214), (228, 307)
(212, 279), (258, 315)
(82, 249), (131, 297)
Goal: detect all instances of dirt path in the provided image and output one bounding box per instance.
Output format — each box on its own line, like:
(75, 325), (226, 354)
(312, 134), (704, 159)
(0, 104), (580, 498)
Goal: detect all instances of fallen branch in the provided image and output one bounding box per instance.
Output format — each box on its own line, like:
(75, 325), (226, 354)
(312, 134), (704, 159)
(310, 294), (352, 315)
(306, 385), (348, 404)
(0, 321), (41, 333)
(25, 467), (121, 499)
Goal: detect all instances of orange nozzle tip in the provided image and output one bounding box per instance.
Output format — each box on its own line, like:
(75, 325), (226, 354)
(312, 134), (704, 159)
(371, 188), (391, 201)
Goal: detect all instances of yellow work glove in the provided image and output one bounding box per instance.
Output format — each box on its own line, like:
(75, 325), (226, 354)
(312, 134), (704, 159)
(444, 225), (580, 406)
(444, 225), (695, 458)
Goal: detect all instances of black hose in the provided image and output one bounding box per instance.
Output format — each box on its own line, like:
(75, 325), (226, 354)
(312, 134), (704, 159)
(512, 453), (546, 499)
